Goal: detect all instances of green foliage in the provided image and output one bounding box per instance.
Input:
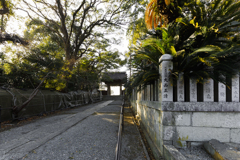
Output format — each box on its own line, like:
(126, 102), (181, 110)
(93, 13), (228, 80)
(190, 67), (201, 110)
(1, 32), (126, 91)
(127, 0), (240, 94)
(127, 0), (148, 47)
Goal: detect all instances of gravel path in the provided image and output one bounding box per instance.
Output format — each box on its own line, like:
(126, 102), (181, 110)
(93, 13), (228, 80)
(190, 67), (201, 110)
(178, 146), (214, 160)
(0, 100), (148, 160)
(0, 101), (113, 160)
(24, 113), (119, 160)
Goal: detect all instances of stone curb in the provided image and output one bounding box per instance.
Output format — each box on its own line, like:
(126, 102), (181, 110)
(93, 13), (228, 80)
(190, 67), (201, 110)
(204, 139), (240, 160)
(163, 145), (187, 160)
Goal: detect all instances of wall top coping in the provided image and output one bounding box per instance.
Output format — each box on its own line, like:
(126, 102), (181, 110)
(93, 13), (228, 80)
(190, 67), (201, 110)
(159, 54), (173, 62)
(161, 102), (240, 112)
(135, 100), (240, 112)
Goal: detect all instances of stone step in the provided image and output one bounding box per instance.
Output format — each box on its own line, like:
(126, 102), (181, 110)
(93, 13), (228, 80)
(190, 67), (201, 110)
(204, 139), (240, 160)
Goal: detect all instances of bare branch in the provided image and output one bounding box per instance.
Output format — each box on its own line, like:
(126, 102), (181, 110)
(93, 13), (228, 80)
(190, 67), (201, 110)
(17, 7), (64, 44)
(56, 0), (68, 39)
(0, 33), (28, 45)
(69, 0), (86, 40)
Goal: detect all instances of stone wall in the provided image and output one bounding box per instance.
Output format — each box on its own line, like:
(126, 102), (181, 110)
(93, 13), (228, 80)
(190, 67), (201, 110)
(130, 54), (240, 159)
(131, 100), (240, 158)
(161, 102), (240, 148)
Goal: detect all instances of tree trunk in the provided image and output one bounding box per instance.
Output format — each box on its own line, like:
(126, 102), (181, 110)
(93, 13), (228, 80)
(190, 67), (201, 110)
(11, 73), (50, 119)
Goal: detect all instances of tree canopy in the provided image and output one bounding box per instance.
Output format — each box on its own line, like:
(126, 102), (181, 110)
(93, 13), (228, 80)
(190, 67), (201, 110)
(19, 0), (134, 69)
(127, 0), (240, 94)
(0, 0), (133, 92)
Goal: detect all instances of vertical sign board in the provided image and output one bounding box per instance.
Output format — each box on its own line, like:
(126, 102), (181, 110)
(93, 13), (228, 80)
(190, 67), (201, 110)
(190, 79), (197, 102)
(218, 81), (226, 102)
(177, 72), (184, 101)
(232, 75), (239, 102)
(160, 54), (173, 102)
(203, 79), (214, 102)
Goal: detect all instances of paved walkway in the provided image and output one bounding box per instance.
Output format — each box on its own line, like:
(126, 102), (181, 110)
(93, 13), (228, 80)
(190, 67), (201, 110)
(0, 100), (148, 160)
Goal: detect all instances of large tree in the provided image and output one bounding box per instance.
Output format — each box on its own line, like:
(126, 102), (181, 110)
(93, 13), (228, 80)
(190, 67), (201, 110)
(18, 0), (134, 69)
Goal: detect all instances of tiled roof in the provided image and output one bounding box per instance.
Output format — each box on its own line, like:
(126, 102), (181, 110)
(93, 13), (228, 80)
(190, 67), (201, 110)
(102, 72), (127, 82)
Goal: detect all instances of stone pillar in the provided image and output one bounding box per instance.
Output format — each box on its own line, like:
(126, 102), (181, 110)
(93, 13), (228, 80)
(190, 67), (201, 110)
(137, 86), (141, 100)
(154, 80), (157, 101)
(132, 89), (134, 101)
(177, 72), (184, 101)
(232, 74), (239, 102)
(151, 84), (154, 101)
(107, 84), (111, 96)
(147, 85), (151, 101)
(219, 80), (226, 102)
(190, 78), (197, 102)
(100, 90), (102, 100)
(159, 54), (173, 102)
(141, 85), (144, 101)
(203, 79), (214, 102)
(120, 84), (122, 95)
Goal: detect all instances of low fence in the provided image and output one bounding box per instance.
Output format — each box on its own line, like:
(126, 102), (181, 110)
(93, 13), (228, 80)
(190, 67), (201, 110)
(0, 88), (102, 121)
(130, 54), (240, 159)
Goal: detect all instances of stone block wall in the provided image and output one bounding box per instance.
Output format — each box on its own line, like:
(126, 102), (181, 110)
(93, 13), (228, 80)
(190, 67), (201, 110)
(131, 99), (240, 158)
(131, 100), (163, 157)
(131, 100), (240, 158)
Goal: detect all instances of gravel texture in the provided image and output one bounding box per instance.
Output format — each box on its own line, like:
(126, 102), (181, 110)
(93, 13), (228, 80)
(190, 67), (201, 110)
(227, 143), (240, 151)
(0, 101), (113, 160)
(0, 100), (148, 160)
(24, 113), (119, 160)
(97, 104), (121, 113)
(178, 146), (214, 160)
